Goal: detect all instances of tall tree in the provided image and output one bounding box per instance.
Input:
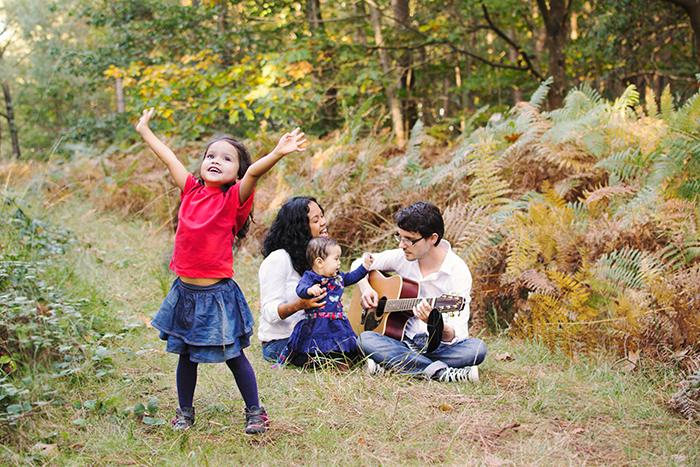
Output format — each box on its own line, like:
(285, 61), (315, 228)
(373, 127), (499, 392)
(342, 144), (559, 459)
(662, 0), (700, 71)
(535, 0), (572, 109)
(369, 1), (405, 144)
(1, 83), (20, 158)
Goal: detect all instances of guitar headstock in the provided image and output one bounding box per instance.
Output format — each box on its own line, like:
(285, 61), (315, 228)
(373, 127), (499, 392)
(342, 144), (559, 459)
(435, 294), (465, 317)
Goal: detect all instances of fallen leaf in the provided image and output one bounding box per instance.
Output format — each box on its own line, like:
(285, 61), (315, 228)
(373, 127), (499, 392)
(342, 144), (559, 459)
(438, 403), (453, 412)
(484, 454), (505, 466)
(32, 443), (57, 455)
(136, 316), (153, 328)
(494, 352), (514, 361)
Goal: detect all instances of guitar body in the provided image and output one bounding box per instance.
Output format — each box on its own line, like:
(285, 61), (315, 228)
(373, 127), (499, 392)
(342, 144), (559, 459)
(347, 270), (420, 341)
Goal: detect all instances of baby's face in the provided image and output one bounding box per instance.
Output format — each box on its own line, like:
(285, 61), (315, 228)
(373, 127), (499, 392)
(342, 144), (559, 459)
(315, 245), (342, 277)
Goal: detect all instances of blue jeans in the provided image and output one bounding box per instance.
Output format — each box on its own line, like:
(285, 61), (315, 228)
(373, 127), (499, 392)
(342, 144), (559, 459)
(359, 331), (487, 378)
(261, 339), (309, 367)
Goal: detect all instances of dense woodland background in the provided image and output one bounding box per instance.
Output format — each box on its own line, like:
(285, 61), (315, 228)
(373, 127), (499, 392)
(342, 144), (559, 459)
(1, 0), (700, 454)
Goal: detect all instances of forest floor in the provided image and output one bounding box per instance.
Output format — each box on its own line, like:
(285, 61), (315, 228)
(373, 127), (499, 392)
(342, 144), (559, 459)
(1, 168), (699, 467)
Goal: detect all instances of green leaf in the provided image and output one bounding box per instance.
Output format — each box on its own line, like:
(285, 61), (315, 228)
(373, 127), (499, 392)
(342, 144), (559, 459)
(133, 402), (146, 416)
(146, 397), (158, 415)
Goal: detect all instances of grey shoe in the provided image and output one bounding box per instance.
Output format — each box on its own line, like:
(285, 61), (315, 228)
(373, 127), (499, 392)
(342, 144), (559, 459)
(438, 366), (479, 383)
(171, 407), (195, 431)
(244, 406), (269, 434)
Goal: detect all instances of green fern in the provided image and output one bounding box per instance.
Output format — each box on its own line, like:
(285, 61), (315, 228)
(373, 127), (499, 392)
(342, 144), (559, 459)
(595, 148), (647, 182)
(592, 247), (663, 293)
(612, 85), (640, 113)
(529, 76), (553, 110)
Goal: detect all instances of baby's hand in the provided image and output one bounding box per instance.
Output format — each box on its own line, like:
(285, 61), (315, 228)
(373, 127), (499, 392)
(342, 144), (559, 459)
(136, 108), (155, 134)
(307, 284), (323, 297)
(273, 128), (307, 156)
(362, 252), (374, 270)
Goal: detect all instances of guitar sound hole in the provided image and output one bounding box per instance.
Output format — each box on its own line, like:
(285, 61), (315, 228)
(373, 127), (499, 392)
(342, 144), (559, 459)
(364, 298), (387, 332)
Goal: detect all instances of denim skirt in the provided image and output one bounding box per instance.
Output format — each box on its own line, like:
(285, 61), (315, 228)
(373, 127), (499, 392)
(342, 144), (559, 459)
(151, 278), (254, 363)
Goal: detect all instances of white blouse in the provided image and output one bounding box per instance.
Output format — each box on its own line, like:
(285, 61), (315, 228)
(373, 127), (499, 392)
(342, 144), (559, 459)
(257, 249), (305, 342)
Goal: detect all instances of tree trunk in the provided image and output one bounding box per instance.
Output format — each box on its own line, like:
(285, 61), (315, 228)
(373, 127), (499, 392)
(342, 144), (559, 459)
(306, 0), (323, 31)
(509, 29), (524, 103)
(116, 77), (125, 113)
(535, 0), (571, 109)
(391, 0), (416, 136)
(369, 3), (405, 145)
(306, 0), (338, 134)
(354, 1), (368, 45)
(662, 0), (700, 72)
(217, 2), (232, 68)
(2, 83), (20, 159)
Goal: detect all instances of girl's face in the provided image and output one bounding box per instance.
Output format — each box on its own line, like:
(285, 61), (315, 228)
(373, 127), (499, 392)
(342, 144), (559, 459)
(201, 140), (240, 187)
(307, 201), (328, 238)
(314, 245), (342, 277)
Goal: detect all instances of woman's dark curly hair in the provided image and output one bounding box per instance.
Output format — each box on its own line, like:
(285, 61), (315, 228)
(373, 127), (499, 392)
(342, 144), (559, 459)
(194, 136), (254, 239)
(261, 196), (324, 276)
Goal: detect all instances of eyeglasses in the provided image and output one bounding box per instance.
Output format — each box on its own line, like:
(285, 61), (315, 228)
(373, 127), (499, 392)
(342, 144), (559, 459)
(394, 233), (423, 246)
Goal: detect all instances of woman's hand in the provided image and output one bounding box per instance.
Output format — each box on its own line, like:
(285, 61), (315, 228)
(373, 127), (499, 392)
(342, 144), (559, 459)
(299, 290), (326, 310)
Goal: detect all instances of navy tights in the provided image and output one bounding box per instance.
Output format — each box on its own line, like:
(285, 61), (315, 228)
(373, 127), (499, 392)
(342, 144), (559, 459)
(176, 351), (260, 409)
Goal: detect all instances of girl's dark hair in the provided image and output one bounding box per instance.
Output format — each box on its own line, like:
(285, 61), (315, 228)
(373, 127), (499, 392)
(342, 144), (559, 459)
(195, 136), (254, 239)
(261, 196), (324, 276)
(305, 237), (339, 267)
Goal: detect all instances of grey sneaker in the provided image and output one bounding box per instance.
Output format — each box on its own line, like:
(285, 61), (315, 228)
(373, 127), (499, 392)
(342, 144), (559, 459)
(365, 358), (386, 376)
(171, 407), (195, 431)
(438, 366), (479, 383)
(244, 406), (269, 435)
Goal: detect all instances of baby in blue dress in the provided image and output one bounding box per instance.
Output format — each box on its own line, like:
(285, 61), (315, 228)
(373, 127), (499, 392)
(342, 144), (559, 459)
(274, 237), (373, 368)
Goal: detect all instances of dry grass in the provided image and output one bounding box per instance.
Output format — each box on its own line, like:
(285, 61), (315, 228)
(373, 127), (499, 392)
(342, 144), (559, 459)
(0, 133), (699, 466)
(0, 196), (697, 466)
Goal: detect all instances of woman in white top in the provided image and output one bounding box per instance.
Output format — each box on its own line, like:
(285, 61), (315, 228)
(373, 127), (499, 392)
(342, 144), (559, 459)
(258, 196), (329, 365)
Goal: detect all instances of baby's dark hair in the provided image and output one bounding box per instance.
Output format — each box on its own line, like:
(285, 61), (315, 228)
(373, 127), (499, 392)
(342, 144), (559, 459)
(195, 136), (254, 239)
(394, 201), (444, 246)
(306, 237), (339, 267)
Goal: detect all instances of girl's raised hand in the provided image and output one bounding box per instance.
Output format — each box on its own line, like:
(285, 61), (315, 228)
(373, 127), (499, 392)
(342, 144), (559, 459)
(136, 108), (155, 134)
(273, 128), (307, 156)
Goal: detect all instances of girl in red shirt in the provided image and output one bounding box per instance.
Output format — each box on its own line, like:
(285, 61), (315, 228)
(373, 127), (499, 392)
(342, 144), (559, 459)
(136, 108), (307, 434)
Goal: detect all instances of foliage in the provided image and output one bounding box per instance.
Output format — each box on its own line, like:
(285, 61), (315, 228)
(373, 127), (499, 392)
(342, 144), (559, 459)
(0, 197), (125, 426)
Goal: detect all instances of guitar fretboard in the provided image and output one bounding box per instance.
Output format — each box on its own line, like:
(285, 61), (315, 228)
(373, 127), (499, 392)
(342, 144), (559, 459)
(384, 297), (436, 313)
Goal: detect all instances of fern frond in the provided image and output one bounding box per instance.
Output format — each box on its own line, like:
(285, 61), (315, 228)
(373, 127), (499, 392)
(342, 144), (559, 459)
(594, 147), (646, 182)
(660, 84), (675, 122)
(584, 185), (635, 206)
(613, 85), (640, 113)
(445, 204), (504, 268)
(592, 247), (663, 293)
(519, 269), (556, 295)
(404, 119), (425, 160)
(672, 92), (700, 134)
(529, 76), (553, 110)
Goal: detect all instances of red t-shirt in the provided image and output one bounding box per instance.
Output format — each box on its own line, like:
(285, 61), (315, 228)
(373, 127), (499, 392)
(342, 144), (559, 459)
(170, 174), (254, 278)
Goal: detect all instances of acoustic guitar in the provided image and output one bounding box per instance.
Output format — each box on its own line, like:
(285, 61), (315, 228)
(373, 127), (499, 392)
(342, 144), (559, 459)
(347, 270), (465, 341)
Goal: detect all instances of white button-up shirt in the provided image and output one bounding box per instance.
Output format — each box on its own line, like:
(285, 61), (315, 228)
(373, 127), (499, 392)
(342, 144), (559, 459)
(351, 239), (472, 344)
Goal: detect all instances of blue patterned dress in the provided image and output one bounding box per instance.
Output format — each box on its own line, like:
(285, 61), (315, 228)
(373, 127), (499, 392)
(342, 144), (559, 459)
(276, 265), (368, 365)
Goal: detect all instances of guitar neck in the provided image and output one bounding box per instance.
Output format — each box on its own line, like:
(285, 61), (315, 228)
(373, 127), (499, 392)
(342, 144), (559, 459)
(384, 297), (436, 313)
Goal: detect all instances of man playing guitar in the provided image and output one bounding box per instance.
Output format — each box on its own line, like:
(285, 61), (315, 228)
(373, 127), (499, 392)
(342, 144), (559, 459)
(351, 201), (487, 382)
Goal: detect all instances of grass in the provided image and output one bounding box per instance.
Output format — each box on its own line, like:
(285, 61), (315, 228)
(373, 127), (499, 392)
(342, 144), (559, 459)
(0, 165), (698, 467)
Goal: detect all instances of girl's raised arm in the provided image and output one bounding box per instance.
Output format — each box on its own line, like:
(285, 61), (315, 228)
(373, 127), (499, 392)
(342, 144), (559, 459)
(136, 108), (189, 190)
(238, 128), (307, 203)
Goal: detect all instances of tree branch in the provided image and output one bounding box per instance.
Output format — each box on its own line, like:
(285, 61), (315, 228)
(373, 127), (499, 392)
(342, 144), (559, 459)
(481, 4), (544, 81)
(361, 41), (536, 73)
